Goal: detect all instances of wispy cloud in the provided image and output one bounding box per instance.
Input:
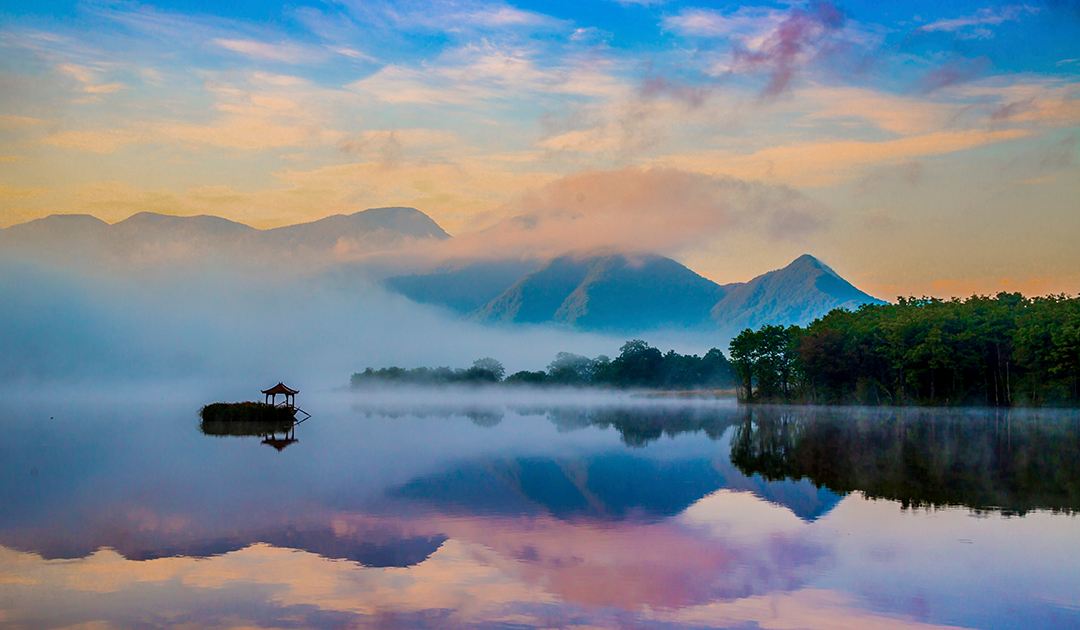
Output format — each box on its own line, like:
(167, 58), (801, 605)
(212, 38), (321, 64)
(334, 0), (565, 34)
(56, 62), (125, 100)
(659, 128), (1031, 187)
(918, 57), (990, 93)
(665, 2), (860, 97)
(663, 6), (784, 39)
(42, 72), (350, 152)
(349, 43), (626, 105)
(918, 5), (1040, 39)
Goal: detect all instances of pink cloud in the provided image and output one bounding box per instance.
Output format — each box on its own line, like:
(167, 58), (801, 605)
(730, 2), (847, 97)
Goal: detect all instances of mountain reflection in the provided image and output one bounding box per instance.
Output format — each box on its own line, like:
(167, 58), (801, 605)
(3, 395), (1080, 628)
(361, 400), (1080, 515)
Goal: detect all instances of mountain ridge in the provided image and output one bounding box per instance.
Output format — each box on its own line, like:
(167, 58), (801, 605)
(2, 207), (884, 334)
(387, 250), (884, 334)
(0, 207), (450, 266)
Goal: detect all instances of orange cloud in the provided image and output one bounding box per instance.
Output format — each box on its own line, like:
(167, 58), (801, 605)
(661, 128), (1031, 187)
(429, 167), (824, 261)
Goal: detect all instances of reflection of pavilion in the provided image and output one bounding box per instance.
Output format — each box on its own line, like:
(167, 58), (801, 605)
(261, 426), (298, 451)
(258, 382), (308, 451)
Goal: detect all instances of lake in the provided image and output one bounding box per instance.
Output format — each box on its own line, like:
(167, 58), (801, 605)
(2, 386), (1079, 629)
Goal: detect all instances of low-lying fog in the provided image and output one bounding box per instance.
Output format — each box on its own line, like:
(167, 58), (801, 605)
(0, 260), (727, 390)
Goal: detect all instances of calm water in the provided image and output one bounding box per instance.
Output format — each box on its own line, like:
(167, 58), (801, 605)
(2, 387), (1079, 629)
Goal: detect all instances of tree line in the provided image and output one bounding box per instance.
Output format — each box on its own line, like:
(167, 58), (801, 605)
(729, 293), (1080, 406)
(350, 340), (735, 390)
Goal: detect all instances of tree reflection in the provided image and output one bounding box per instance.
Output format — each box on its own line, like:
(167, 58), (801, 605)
(546, 405), (739, 446)
(730, 407), (1080, 514)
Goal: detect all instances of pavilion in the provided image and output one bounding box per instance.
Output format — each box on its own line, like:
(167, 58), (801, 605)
(262, 382), (299, 408)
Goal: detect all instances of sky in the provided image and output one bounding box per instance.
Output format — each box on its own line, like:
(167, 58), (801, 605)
(0, 0), (1078, 297)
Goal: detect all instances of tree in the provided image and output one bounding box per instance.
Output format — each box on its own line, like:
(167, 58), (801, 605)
(547, 352), (599, 385)
(467, 357), (505, 382)
(608, 340), (664, 387)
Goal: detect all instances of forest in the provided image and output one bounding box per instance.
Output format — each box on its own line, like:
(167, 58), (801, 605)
(350, 340), (735, 390)
(729, 293), (1080, 406)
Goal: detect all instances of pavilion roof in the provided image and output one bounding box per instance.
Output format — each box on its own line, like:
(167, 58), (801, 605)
(261, 382), (299, 396)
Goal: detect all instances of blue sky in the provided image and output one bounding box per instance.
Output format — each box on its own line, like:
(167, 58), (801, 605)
(1, 1), (1078, 295)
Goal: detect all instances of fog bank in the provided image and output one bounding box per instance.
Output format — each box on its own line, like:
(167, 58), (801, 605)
(0, 260), (641, 389)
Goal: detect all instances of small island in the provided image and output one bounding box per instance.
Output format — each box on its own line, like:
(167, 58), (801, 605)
(199, 382), (306, 426)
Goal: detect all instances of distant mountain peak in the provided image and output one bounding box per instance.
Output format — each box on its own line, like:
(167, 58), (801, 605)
(114, 211), (254, 231)
(14, 213), (107, 228)
(351, 206), (426, 218)
(780, 253), (836, 276)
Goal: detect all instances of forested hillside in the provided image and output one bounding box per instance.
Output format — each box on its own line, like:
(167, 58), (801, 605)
(729, 293), (1080, 406)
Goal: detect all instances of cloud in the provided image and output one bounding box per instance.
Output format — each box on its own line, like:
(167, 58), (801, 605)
(918, 58), (991, 93)
(0, 184), (47, 200)
(212, 38), (321, 64)
(41, 72), (350, 153)
(56, 63), (125, 100)
(801, 87), (953, 134)
(665, 2), (857, 97)
(348, 43), (626, 106)
(918, 5), (1040, 38)
(658, 128), (1031, 187)
(0, 115), (47, 129)
(438, 167), (825, 259)
(337, 129), (462, 167)
(333, 0), (565, 35)
(729, 2), (847, 97)
(663, 6), (785, 38)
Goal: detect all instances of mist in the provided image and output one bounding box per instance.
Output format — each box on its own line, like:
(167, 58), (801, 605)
(0, 258), (651, 391)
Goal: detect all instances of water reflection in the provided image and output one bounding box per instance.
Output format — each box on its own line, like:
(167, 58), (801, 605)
(731, 406), (1080, 514)
(2, 392), (1079, 628)
(200, 415), (304, 451)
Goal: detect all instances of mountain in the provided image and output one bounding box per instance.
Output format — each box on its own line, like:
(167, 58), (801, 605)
(710, 254), (885, 332)
(386, 258), (543, 313)
(3, 207), (883, 335)
(476, 254), (726, 330)
(259, 206), (450, 250)
(385, 252), (883, 334)
(0, 207), (449, 267)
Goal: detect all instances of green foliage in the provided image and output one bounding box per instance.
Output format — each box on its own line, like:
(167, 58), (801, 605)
(505, 370), (549, 385)
(729, 325), (802, 401)
(729, 293), (1080, 406)
(547, 352), (604, 385)
(350, 358), (506, 386)
(351, 342), (736, 390)
(199, 402), (295, 427)
(467, 357), (505, 382)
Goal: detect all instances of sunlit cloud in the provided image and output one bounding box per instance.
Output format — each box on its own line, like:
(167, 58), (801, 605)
(433, 167), (826, 260)
(660, 128), (1032, 187)
(212, 37), (322, 64)
(0, 0), (1077, 294)
(56, 62), (125, 100)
